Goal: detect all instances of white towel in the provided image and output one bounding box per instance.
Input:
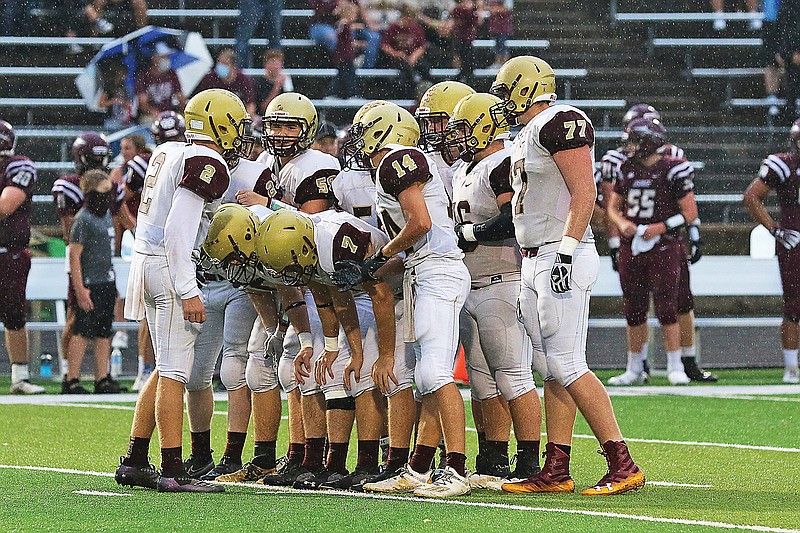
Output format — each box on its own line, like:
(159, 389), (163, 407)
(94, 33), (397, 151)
(124, 252), (147, 321)
(631, 225), (661, 256)
(402, 268), (417, 343)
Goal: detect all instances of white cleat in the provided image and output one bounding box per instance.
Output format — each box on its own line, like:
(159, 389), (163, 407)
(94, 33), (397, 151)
(783, 367), (800, 384)
(668, 370), (691, 386)
(467, 472), (503, 489)
(131, 369), (153, 392)
(413, 467), (471, 499)
(10, 380), (45, 395)
(607, 370), (649, 386)
(111, 331), (129, 350)
(363, 464), (430, 493)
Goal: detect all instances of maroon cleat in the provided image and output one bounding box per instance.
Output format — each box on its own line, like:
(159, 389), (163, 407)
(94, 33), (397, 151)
(157, 475), (225, 493)
(502, 442), (574, 493)
(581, 440), (645, 496)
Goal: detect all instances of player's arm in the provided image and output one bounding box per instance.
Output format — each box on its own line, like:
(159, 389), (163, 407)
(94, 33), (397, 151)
(297, 169), (338, 214)
(114, 202), (136, 231)
(384, 183), (432, 257)
(607, 189), (636, 238)
(743, 178), (776, 232)
(164, 187), (207, 323)
(366, 279), (398, 395)
(68, 233), (93, 312)
(0, 186), (26, 220)
(553, 145), (596, 244)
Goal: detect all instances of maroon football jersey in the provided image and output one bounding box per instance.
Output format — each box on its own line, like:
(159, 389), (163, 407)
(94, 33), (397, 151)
(0, 155), (36, 248)
(52, 172), (125, 219)
(759, 152), (800, 231)
(614, 156), (694, 227)
(123, 152), (151, 218)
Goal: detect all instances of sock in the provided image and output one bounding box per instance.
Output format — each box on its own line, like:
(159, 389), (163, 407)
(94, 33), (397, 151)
(301, 438), (326, 470)
(681, 345), (696, 360)
(408, 444), (437, 474)
(444, 451), (467, 477)
(638, 342), (649, 365)
(123, 437), (150, 467)
(784, 349), (799, 368)
(325, 442), (349, 474)
(626, 350), (644, 374)
(190, 430), (212, 461)
(386, 447), (409, 472)
(161, 446), (184, 478)
(357, 439), (380, 470)
(517, 440), (540, 468)
(288, 442), (305, 465)
(137, 356), (144, 376)
(476, 431), (486, 457)
(666, 350), (684, 373)
(10, 363), (29, 383)
(484, 440), (509, 462)
(224, 431), (247, 464)
(252, 441), (277, 469)
(379, 436), (389, 463)
(554, 444), (571, 456)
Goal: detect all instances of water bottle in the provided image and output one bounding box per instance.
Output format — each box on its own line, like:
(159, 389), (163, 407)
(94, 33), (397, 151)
(110, 348), (123, 379)
(39, 353), (53, 379)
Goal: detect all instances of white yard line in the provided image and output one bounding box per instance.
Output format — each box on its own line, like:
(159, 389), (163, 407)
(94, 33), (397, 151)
(0, 464), (793, 533)
(647, 481), (712, 488)
(72, 490), (132, 497)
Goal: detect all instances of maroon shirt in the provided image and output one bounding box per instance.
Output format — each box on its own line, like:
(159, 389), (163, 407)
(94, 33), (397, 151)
(134, 69), (182, 112)
(489, 8), (513, 36)
(614, 156), (694, 229)
(759, 152), (800, 231)
(451, 3), (479, 41)
(196, 70), (256, 108)
(311, 0), (340, 25)
(123, 152), (151, 218)
(334, 21), (357, 62)
(0, 155), (35, 249)
(381, 19), (427, 55)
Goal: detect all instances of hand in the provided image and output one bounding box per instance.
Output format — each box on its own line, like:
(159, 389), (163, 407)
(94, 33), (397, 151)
(313, 349), (339, 385)
(332, 250), (389, 290)
(620, 221), (637, 238)
(454, 223), (478, 252)
(293, 346), (314, 384)
(643, 222), (665, 241)
(182, 295), (205, 323)
(609, 246), (620, 272)
(343, 353), (363, 391)
(235, 190), (268, 207)
(550, 253), (573, 294)
(371, 356), (398, 396)
(77, 287), (94, 312)
(265, 329), (285, 360)
(774, 227), (800, 250)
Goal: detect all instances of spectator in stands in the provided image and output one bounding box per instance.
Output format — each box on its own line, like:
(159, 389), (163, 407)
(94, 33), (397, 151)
(312, 121), (339, 156)
(63, 169), (124, 394)
(449, 0), (483, 83)
(379, 2), (430, 98)
(84, 0), (147, 37)
(710, 0), (760, 31)
(487, 0), (513, 68)
(255, 49), (294, 113)
(777, 0), (800, 118)
(195, 48), (257, 115)
(133, 43), (185, 125)
(309, 0), (381, 69)
(763, 0), (783, 116)
(326, 0), (361, 99)
(98, 62), (134, 131)
(235, 0), (284, 68)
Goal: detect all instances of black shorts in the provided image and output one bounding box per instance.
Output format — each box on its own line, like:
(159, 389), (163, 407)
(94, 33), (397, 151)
(0, 248), (30, 330)
(73, 282), (116, 339)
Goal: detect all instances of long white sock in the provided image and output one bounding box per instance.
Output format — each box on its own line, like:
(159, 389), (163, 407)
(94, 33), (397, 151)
(11, 363), (29, 383)
(783, 349), (799, 369)
(639, 342), (649, 365)
(137, 356), (145, 376)
(666, 350), (684, 374)
(626, 351), (644, 374)
(681, 345), (696, 359)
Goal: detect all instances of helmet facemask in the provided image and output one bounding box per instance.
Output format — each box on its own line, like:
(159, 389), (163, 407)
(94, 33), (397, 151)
(267, 262), (316, 287)
(488, 82), (519, 128)
(263, 116), (311, 158)
(416, 112), (449, 153)
(443, 119), (479, 165)
(212, 113), (254, 166)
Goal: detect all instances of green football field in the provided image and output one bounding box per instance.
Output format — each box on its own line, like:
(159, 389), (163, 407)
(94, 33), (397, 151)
(0, 370), (798, 533)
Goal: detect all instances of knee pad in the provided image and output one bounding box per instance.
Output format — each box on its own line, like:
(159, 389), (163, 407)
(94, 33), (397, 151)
(467, 363), (500, 402)
(277, 356), (298, 393)
(494, 368), (537, 402)
(220, 353), (248, 391)
(246, 353), (279, 393)
(325, 396), (356, 410)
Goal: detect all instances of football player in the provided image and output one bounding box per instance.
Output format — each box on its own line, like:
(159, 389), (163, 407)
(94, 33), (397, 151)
(443, 93), (542, 488)
(115, 88), (252, 493)
(336, 103), (472, 498)
(0, 119), (44, 394)
(490, 56), (644, 496)
(743, 119), (800, 384)
(606, 117), (699, 387)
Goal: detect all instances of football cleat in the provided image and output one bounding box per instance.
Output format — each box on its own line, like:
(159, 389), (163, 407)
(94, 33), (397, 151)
(667, 370), (691, 386)
(61, 377), (89, 394)
(131, 367), (153, 392)
(783, 367), (800, 384)
(682, 358), (718, 382)
(157, 475), (225, 493)
(502, 443), (574, 494)
(509, 451), (541, 481)
(607, 370), (648, 386)
(350, 465), (390, 492)
(201, 455), (242, 481)
(323, 466), (382, 490)
(10, 380), (45, 395)
(115, 457), (159, 490)
(183, 453), (215, 479)
(216, 462), (275, 483)
(261, 461), (308, 486)
(363, 464), (430, 493)
(413, 467), (471, 499)
(469, 454), (510, 489)
(581, 440), (645, 496)
(293, 467), (347, 490)
(94, 375), (126, 394)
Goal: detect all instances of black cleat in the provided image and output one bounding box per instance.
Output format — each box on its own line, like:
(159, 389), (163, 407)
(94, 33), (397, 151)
(62, 377), (90, 395)
(157, 475), (224, 493)
(115, 457), (159, 489)
(322, 466), (382, 490)
(201, 455), (242, 481)
(261, 461), (308, 486)
(682, 357), (719, 382)
(95, 375), (127, 394)
(510, 452), (541, 481)
(293, 467), (347, 490)
(350, 465), (395, 492)
(184, 453), (215, 479)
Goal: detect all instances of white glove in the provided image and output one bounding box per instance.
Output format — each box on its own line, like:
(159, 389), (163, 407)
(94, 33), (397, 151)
(774, 227), (800, 250)
(550, 253), (573, 294)
(264, 329), (285, 360)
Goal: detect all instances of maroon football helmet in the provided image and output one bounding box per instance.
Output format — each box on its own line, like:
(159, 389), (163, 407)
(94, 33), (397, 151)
(622, 104), (661, 129)
(790, 118), (800, 155)
(72, 132), (110, 173)
(150, 111), (186, 145)
(623, 117), (667, 159)
(0, 119), (16, 156)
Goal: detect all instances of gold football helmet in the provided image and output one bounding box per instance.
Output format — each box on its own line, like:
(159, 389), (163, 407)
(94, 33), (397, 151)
(443, 93), (508, 164)
(185, 89), (254, 161)
(255, 210), (318, 286)
(263, 92), (319, 157)
(489, 56), (557, 127)
(415, 81), (475, 152)
(201, 203), (260, 284)
(342, 103), (420, 169)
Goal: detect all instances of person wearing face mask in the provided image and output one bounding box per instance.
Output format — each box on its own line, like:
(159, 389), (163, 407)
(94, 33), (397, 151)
(134, 42), (185, 125)
(63, 170), (125, 395)
(196, 48), (258, 116)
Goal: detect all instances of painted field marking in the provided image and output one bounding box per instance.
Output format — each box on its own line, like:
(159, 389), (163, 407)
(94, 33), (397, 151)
(1, 465), (794, 533)
(647, 481), (712, 488)
(73, 490), (132, 497)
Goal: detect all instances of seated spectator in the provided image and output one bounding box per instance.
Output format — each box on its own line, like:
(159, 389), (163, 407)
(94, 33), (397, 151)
(134, 43), (185, 125)
(327, 1), (361, 99)
(379, 2), (431, 98)
(84, 0), (147, 37)
(449, 0), (483, 83)
(235, 0), (284, 68)
(98, 62), (134, 131)
(711, 0), (760, 31)
(255, 49), (294, 113)
(487, 0), (512, 68)
(195, 48), (257, 115)
(309, 0), (382, 69)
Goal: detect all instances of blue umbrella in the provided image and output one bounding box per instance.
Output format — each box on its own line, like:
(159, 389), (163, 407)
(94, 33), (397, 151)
(76, 26), (212, 113)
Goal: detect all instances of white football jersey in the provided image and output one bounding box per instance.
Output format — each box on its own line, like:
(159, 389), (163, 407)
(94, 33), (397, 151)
(375, 145), (462, 267)
(223, 158), (278, 204)
(256, 148), (340, 208)
(332, 168), (378, 228)
(452, 148), (521, 282)
(510, 104), (596, 248)
(426, 151), (463, 204)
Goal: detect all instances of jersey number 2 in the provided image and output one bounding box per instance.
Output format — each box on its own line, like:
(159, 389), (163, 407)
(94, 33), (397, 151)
(139, 151), (166, 215)
(511, 160), (528, 215)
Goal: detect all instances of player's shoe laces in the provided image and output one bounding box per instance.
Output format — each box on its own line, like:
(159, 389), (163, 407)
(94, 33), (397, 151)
(607, 370), (648, 386)
(261, 461), (308, 486)
(667, 370), (691, 385)
(115, 457), (159, 489)
(783, 366), (800, 384)
(502, 442), (574, 493)
(322, 465), (382, 490)
(468, 454), (510, 489)
(413, 467), (471, 498)
(581, 440), (645, 496)
(293, 467), (347, 490)
(10, 380), (45, 395)
(682, 358), (718, 382)
(216, 462), (275, 483)
(94, 375), (126, 394)
(183, 453), (215, 479)
(201, 455), (242, 480)
(157, 475), (225, 493)
(363, 463), (430, 493)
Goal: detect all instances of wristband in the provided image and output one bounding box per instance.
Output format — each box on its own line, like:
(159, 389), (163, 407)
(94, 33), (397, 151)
(324, 336), (339, 351)
(298, 332), (313, 350)
(688, 224), (700, 242)
(607, 236), (620, 249)
(557, 236), (580, 256)
(461, 223), (477, 242)
(664, 213), (686, 230)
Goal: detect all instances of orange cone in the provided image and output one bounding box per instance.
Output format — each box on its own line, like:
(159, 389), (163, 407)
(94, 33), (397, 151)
(454, 344), (469, 385)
